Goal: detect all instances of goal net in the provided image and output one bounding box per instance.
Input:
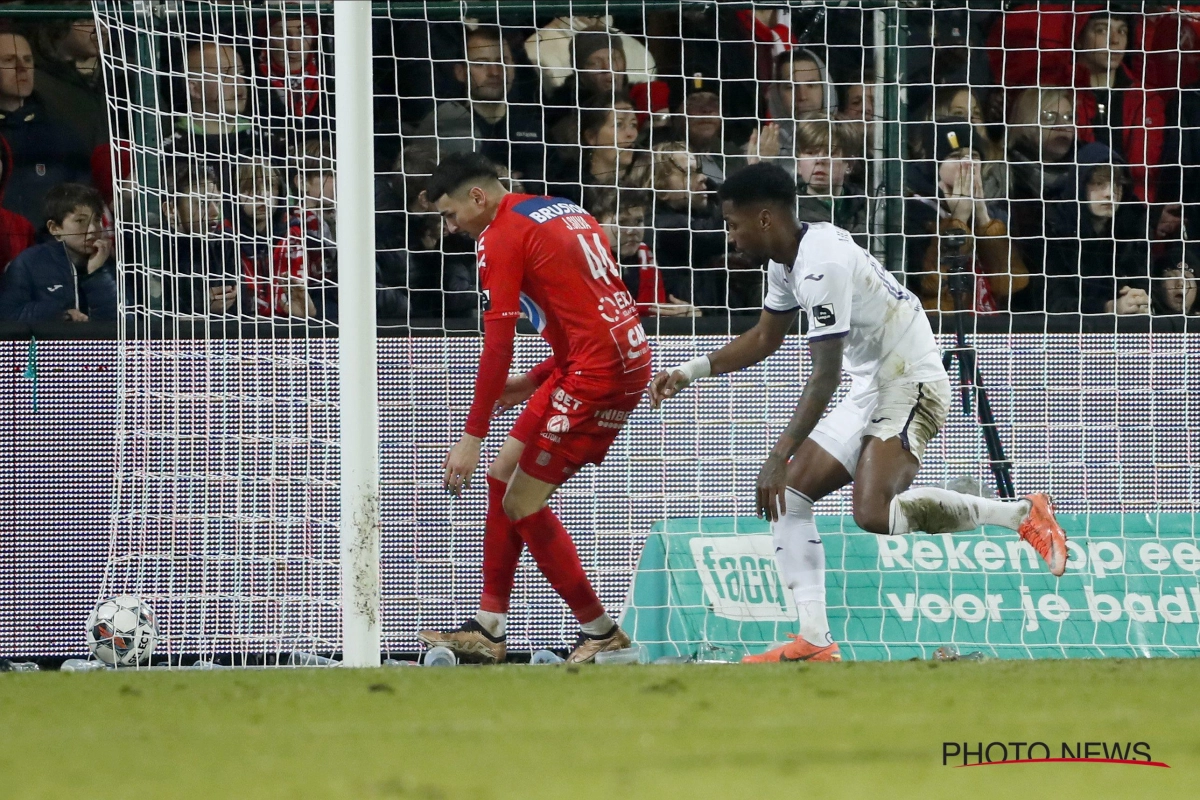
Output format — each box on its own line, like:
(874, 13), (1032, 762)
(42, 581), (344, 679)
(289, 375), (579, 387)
(96, 0), (1199, 664)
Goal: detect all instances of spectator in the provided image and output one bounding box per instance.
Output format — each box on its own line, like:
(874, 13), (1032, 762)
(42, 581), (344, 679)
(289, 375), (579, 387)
(0, 133), (36, 271)
(1044, 142), (1152, 315)
(0, 181), (114, 322)
(544, 29), (629, 141)
(27, 16), (106, 149)
(592, 190), (695, 318)
(233, 161), (313, 318)
(792, 116), (867, 247)
(765, 47), (838, 159)
(906, 119), (1029, 313)
(1072, 10), (1166, 202)
(278, 139), (409, 322)
(648, 140), (727, 311)
(524, 16), (655, 98)
(162, 40), (282, 183)
(158, 163), (243, 317)
(836, 66), (876, 158)
(253, 11), (329, 134)
(670, 74), (759, 186)
(413, 26), (545, 185)
(1005, 86), (1078, 303)
(0, 32), (92, 225)
(545, 92), (649, 208)
(277, 138), (337, 320)
(1151, 248), (1199, 316)
(929, 84), (1005, 198)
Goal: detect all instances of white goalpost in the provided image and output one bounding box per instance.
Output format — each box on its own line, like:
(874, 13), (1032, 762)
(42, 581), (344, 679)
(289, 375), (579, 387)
(333, 0), (381, 668)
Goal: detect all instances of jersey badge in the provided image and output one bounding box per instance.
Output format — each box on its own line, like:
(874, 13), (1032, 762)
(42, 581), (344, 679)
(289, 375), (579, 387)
(519, 293), (547, 333)
(812, 304), (836, 327)
(481, 289), (491, 311)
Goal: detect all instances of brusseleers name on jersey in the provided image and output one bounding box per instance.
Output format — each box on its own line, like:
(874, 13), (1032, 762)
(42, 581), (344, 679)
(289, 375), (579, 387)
(515, 198), (589, 224)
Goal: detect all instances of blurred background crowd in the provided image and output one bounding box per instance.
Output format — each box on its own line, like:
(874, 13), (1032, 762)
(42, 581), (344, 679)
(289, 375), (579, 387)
(0, 1), (1197, 327)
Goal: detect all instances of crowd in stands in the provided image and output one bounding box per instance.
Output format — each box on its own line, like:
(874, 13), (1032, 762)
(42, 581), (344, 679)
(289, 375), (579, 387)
(1, 4), (1199, 326)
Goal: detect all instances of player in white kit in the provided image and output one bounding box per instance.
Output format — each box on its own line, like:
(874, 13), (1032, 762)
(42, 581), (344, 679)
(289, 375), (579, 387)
(650, 164), (1068, 663)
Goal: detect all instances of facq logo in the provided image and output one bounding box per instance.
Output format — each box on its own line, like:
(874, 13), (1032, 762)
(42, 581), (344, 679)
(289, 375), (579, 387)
(689, 536), (796, 622)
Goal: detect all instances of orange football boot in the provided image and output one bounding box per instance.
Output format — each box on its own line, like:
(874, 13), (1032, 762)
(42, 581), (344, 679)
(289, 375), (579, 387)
(741, 635), (842, 664)
(1018, 493), (1068, 577)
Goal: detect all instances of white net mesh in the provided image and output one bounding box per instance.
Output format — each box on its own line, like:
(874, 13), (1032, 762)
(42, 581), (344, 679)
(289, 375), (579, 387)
(91, 1), (1199, 663)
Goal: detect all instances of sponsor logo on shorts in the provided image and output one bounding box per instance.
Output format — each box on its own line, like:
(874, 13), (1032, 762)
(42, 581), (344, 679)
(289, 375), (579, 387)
(535, 450), (552, 466)
(546, 414), (571, 433)
(551, 388), (582, 413)
(812, 303), (836, 327)
(593, 408), (630, 430)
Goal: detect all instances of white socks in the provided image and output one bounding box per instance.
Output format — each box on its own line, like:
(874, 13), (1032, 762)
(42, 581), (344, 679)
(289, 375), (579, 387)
(580, 611), (615, 636)
(888, 487), (1031, 535)
(474, 610), (506, 638)
(773, 488), (832, 647)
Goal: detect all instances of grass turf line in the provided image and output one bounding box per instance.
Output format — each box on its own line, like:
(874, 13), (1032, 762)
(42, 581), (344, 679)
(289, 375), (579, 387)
(1, 658), (1196, 799)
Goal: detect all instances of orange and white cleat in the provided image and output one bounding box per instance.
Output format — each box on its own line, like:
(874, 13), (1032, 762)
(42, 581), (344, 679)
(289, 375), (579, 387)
(741, 635), (842, 664)
(1018, 493), (1068, 577)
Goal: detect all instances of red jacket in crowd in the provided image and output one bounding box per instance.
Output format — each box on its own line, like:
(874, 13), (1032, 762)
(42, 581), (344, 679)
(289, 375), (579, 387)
(0, 135), (37, 274)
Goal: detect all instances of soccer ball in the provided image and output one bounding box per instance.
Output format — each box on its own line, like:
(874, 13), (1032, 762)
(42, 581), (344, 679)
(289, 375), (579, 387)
(86, 595), (158, 667)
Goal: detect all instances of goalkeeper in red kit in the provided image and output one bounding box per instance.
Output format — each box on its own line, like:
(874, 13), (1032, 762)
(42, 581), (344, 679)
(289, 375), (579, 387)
(419, 154), (652, 663)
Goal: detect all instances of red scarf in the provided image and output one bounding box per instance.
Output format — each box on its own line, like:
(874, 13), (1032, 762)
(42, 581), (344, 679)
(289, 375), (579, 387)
(258, 50), (321, 118)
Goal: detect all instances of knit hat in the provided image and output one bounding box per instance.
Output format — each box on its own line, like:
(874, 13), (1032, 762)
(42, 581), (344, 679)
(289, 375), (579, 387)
(933, 119), (979, 161)
(572, 30), (624, 70)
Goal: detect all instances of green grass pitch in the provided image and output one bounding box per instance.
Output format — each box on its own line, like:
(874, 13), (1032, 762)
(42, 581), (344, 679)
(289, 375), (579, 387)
(2, 658), (1196, 799)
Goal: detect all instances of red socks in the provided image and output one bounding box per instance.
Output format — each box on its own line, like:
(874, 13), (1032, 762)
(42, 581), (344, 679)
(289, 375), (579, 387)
(512, 506), (604, 623)
(480, 476), (523, 613)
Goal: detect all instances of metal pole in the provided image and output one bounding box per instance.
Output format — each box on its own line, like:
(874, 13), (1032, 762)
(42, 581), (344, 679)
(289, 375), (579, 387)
(335, 0), (380, 667)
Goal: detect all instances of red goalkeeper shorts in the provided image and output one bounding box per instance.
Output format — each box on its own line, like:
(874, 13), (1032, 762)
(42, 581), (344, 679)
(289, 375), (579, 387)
(509, 374), (647, 485)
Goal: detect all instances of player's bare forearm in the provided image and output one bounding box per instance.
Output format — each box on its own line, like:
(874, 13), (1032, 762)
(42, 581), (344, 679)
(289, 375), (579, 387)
(755, 335), (842, 521)
(770, 335), (844, 460)
(708, 309), (796, 375)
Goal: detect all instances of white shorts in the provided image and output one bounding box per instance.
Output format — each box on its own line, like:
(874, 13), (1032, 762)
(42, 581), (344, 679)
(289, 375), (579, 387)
(808, 378), (951, 478)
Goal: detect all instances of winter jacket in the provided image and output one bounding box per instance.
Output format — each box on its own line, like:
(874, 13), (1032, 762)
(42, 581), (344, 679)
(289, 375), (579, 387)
(795, 184), (868, 250)
(1073, 63), (1167, 203)
(30, 47), (108, 149)
(0, 94), (92, 224)
(0, 135), (37, 273)
(0, 239), (116, 321)
(1044, 143), (1153, 314)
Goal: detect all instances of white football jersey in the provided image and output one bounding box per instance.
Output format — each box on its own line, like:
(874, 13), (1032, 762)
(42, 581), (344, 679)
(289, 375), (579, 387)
(763, 222), (946, 388)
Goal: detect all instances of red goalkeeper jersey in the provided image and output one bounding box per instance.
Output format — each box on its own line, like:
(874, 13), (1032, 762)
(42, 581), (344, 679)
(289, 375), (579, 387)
(464, 194), (652, 438)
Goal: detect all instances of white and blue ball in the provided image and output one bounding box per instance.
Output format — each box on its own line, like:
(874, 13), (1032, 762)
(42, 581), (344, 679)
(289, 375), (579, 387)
(86, 595), (158, 667)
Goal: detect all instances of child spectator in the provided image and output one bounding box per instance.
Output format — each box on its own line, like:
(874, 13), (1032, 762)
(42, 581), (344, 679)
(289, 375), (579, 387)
(592, 190), (696, 318)
(233, 161), (313, 318)
(1045, 142), (1152, 315)
(906, 120), (1029, 313)
(0, 181), (114, 322)
(0, 32), (92, 226)
(158, 163), (243, 316)
(648, 140), (727, 311)
(1151, 249), (1199, 316)
(277, 138), (408, 322)
(792, 116), (867, 247)
(929, 84), (1005, 198)
(277, 138), (337, 320)
(0, 133), (36, 271)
